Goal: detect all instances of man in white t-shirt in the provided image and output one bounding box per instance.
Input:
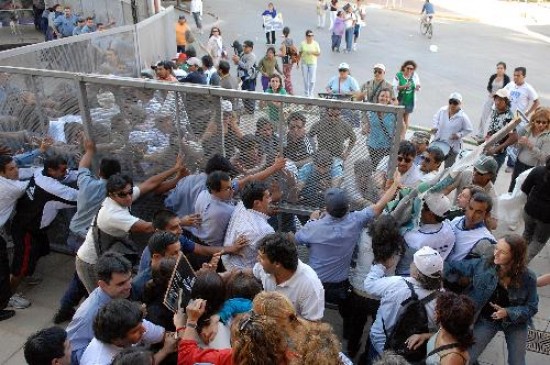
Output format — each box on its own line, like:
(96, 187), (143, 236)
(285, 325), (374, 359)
(76, 158), (186, 293)
(396, 193), (455, 276)
(504, 67), (540, 116)
(252, 232), (325, 321)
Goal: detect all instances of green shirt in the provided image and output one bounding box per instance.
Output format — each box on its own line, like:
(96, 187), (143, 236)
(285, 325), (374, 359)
(266, 87), (287, 122)
(395, 71), (415, 107)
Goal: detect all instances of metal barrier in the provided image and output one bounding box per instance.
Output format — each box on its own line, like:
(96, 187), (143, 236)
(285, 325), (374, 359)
(53, 0), (150, 26)
(0, 6), (176, 76)
(0, 65), (404, 217)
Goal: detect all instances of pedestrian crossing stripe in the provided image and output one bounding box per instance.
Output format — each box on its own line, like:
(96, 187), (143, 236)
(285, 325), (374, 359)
(526, 329), (550, 355)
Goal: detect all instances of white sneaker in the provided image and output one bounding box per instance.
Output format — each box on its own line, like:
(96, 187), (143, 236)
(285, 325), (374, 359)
(9, 293), (31, 309)
(353, 43), (357, 51)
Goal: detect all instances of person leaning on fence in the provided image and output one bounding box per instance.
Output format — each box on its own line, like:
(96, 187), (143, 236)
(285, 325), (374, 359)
(76, 158), (187, 293)
(356, 63), (396, 104)
(308, 107), (356, 164)
(294, 175), (401, 318)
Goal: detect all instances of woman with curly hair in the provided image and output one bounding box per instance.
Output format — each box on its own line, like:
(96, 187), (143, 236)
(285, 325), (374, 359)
(253, 291), (351, 365)
(175, 299), (292, 365)
(444, 234), (538, 365)
(425, 292), (475, 364)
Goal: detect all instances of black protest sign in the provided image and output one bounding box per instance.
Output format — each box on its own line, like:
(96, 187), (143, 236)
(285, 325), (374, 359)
(163, 252), (196, 313)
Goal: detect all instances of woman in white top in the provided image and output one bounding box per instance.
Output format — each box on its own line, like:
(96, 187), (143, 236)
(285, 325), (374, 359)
(206, 26), (224, 66)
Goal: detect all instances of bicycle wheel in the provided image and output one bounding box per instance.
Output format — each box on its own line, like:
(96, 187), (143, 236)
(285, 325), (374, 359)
(420, 20), (428, 35)
(427, 23), (433, 39)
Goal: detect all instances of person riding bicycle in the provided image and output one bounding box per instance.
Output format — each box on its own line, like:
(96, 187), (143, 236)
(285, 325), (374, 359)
(420, 0), (435, 23)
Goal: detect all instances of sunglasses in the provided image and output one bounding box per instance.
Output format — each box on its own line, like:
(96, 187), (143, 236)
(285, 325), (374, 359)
(397, 156), (413, 163)
(405, 66), (415, 70)
(535, 120), (549, 125)
(114, 189), (133, 198)
(338, 69), (348, 72)
(306, 34), (314, 37)
(374, 69), (383, 74)
(449, 99), (460, 105)
(421, 155), (432, 163)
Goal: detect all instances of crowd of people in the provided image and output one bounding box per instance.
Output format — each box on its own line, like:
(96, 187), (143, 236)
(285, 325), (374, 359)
(0, 1), (549, 365)
(30, 1), (115, 42)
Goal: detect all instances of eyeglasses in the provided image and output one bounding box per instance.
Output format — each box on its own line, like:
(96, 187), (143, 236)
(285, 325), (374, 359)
(449, 99), (460, 105)
(405, 66), (415, 70)
(306, 34), (313, 37)
(374, 69), (383, 74)
(535, 120), (549, 125)
(338, 69), (348, 72)
(397, 156), (413, 163)
(114, 189), (133, 198)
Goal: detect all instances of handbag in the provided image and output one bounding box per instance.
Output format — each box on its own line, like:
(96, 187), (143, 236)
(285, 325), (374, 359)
(91, 212), (140, 267)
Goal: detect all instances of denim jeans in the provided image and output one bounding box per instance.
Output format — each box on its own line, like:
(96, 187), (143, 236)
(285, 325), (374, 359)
(345, 27), (354, 51)
(468, 318), (528, 365)
(301, 63), (317, 98)
(331, 34), (342, 51)
(523, 211), (550, 262)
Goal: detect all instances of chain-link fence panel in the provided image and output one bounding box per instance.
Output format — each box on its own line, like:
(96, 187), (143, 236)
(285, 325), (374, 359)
(0, 66), (404, 223)
(0, 25), (139, 76)
(135, 7), (176, 70)
(55, 0), (129, 26)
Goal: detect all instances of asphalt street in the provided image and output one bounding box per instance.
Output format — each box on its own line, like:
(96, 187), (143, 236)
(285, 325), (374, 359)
(198, 0), (550, 130)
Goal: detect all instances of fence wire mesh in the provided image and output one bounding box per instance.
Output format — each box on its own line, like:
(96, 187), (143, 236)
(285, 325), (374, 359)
(0, 66), (404, 221)
(0, 7), (175, 76)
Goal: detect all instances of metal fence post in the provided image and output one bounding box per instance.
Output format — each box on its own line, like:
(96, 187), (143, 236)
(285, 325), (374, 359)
(387, 108), (406, 175)
(29, 75), (48, 136)
(175, 91), (184, 156)
(277, 101), (285, 156)
(74, 77), (93, 138)
(221, 96), (226, 158)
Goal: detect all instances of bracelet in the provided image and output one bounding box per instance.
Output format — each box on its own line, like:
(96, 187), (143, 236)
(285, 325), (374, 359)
(176, 327), (186, 332)
(186, 322), (198, 329)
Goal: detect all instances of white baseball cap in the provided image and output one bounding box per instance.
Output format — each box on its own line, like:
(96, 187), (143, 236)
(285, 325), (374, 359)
(449, 92), (463, 103)
(424, 193), (451, 218)
(414, 246), (443, 278)
(494, 88), (510, 99)
(338, 62), (350, 70)
(373, 63), (386, 72)
(221, 100), (233, 112)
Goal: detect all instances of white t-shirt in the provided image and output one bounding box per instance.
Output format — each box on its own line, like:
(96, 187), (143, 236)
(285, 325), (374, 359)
(77, 187), (141, 265)
(253, 260), (325, 321)
(79, 319), (164, 365)
(0, 176), (28, 227)
(504, 81), (538, 114)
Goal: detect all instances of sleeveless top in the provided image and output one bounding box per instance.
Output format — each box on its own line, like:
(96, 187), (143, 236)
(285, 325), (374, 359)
(425, 331), (468, 365)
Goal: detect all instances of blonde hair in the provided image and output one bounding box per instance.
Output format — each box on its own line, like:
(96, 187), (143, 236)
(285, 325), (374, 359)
(528, 107), (550, 133)
(295, 322), (344, 365)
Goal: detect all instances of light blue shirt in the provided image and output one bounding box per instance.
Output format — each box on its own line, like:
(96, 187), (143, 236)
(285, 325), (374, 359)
(165, 173), (208, 217)
(54, 14), (78, 37)
(298, 160), (343, 181)
(67, 287), (112, 363)
(366, 111), (396, 149)
(80, 24), (96, 34)
(188, 190), (236, 246)
(326, 75), (360, 94)
(69, 168), (107, 237)
(295, 207), (376, 283)
(12, 149), (42, 167)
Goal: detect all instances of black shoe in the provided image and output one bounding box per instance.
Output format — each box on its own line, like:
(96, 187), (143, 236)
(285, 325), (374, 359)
(52, 307), (76, 324)
(0, 309), (15, 321)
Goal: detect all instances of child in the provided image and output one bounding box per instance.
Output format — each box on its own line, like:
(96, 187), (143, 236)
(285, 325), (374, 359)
(330, 11), (345, 52)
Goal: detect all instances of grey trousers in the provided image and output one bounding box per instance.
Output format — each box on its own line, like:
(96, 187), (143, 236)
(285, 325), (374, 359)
(75, 256), (98, 294)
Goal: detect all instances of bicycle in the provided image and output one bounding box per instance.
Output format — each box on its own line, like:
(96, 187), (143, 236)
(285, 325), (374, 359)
(420, 16), (433, 39)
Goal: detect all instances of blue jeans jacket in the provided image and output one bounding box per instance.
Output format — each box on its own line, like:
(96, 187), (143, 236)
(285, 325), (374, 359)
(444, 258), (538, 327)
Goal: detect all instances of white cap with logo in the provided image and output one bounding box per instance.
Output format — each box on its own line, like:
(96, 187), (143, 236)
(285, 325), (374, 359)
(413, 246), (443, 278)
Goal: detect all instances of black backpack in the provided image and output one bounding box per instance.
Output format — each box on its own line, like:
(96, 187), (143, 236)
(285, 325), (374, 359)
(383, 279), (439, 363)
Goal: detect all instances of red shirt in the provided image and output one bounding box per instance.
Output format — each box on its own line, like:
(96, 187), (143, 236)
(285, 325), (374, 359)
(178, 340), (233, 365)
